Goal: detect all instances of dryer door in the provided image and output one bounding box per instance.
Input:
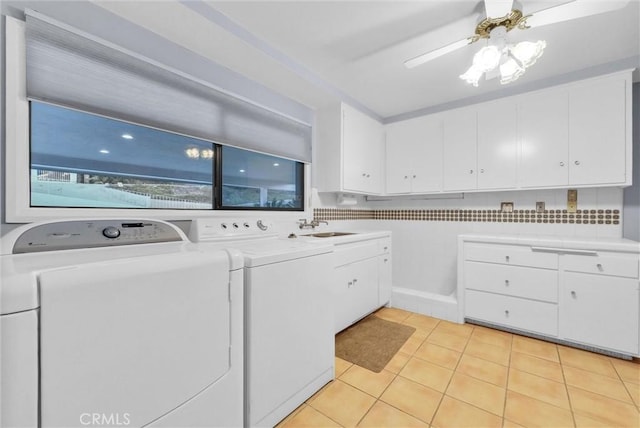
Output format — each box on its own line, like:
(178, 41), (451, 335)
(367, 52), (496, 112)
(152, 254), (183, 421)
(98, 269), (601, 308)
(38, 250), (231, 428)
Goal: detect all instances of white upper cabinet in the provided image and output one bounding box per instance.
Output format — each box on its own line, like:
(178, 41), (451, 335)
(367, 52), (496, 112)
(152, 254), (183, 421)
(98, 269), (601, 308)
(385, 115), (443, 194)
(518, 72), (630, 189)
(316, 71), (630, 196)
(518, 89), (569, 188)
(477, 98), (518, 190)
(316, 103), (384, 194)
(569, 77), (627, 186)
(443, 107), (477, 191)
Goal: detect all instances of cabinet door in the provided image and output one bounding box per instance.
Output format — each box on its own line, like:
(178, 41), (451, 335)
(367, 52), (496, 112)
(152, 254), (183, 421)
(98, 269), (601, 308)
(411, 115), (443, 193)
(569, 78), (627, 185)
(477, 99), (517, 190)
(385, 121), (414, 194)
(443, 108), (477, 191)
(386, 115), (443, 194)
(342, 105), (383, 194)
(518, 90), (569, 187)
(334, 258), (380, 333)
(562, 272), (639, 355)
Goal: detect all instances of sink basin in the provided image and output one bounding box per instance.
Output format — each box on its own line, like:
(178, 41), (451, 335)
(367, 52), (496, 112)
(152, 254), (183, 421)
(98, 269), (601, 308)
(303, 232), (357, 238)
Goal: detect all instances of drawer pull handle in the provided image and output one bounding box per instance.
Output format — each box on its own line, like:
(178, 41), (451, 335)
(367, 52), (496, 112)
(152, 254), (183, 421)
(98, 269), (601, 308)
(353, 278), (358, 283)
(505, 256), (510, 262)
(384, 258), (388, 262)
(531, 247), (598, 256)
(571, 291), (576, 298)
(505, 280), (510, 286)
(504, 310), (509, 317)
(384, 246), (388, 251)
(596, 263), (603, 271)
(348, 281), (353, 287)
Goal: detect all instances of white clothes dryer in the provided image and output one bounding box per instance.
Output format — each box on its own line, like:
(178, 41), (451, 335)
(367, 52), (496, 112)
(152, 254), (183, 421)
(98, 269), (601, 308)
(1, 219), (243, 428)
(189, 218), (335, 427)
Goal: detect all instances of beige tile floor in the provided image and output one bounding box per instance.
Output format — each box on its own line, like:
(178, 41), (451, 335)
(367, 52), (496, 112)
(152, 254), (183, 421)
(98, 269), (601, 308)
(277, 307), (640, 428)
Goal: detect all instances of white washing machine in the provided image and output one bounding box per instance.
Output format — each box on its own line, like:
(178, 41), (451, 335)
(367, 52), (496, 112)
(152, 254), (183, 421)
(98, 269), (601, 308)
(1, 219), (244, 428)
(189, 218), (334, 427)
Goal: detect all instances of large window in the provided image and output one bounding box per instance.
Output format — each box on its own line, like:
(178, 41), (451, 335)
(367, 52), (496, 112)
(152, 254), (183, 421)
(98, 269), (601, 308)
(29, 102), (304, 211)
(220, 146), (304, 210)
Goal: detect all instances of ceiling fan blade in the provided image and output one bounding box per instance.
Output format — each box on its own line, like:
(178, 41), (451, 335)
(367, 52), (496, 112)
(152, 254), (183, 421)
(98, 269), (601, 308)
(404, 38), (471, 69)
(484, 0), (514, 18)
(524, 0), (630, 28)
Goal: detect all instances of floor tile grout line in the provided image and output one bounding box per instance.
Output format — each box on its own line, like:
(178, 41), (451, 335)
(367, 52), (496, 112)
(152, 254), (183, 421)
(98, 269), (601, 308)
(556, 344), (578, 428)
(502, 329), (514, 425)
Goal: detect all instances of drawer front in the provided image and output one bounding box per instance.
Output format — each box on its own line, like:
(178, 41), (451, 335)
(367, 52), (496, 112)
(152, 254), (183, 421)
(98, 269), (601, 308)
(378, 237), (391, 254)
(465, 262), (558, 303)
(465, 290), (558, 337)
(334, 241), (379, 267)
(465, 243), (558, 269)
(563, 253), (639, 278)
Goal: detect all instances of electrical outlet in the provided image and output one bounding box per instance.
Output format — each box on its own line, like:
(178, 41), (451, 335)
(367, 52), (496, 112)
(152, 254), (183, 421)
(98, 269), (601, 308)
(536, 201), (545, 213)
(567, 189), (578, 213)
(501, 202), (514, 213)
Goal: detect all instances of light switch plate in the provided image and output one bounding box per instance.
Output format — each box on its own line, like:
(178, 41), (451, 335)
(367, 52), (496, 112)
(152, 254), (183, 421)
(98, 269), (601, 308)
(536, 202), (545, 213)
(567, 189), (578, 213)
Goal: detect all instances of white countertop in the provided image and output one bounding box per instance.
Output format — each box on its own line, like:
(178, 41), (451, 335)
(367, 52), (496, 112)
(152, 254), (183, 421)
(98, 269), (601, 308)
(459, 233), (640, 253)
(294, 229), (391, 245)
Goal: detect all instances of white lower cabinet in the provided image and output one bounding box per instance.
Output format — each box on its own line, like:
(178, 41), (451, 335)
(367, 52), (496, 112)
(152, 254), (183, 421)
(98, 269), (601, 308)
(332, 234), (392, 333)
(459, 236), (640, 357)
(334, 257), (379, 333)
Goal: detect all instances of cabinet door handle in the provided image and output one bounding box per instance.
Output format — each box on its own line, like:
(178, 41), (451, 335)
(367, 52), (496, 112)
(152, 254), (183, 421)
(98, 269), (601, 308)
(574, 160), (580, 165)
(384, 258), (388, 262)
(504, 310), (510, 317)
(505, 255), (510, 262)
(596, 263), (603, 271)
(366, 174), (371, 178)
(404, 175), (408, 179)
(469, 169), (474, 174)
(412, 175), (416, 178)
(348, 281), (353, 287)
(571, 291), (576, 298)
(384, 246), (388, 251)
(505, 280), (510, 286)
(362, 173), (366, 177)
(560, 162), (565, 167)
(480, 169), (485, 173)
(353, 278), (358, 283)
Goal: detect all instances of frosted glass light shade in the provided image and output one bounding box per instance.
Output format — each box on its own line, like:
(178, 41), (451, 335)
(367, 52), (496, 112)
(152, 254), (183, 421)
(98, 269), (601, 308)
(459, 64), (484, 87)
(500, 57), (525, 84)
(511, 40), (546, 68)
(472, 45), (502, 72)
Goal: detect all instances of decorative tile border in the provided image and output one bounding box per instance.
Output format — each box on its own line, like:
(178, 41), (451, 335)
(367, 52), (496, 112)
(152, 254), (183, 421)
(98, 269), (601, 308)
(314, 208), (620, 225)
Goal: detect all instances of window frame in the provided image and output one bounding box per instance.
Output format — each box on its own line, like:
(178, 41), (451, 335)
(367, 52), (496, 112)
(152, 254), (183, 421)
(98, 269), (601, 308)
(4, 17), (309, 223)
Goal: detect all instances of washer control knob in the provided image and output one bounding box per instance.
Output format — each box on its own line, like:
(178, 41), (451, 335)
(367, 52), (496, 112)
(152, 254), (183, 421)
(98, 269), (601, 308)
(221, 223), (228, 229)
(102, 226), (121, 239)
(232, 223), (239, 229)
(244, 222), (250, 228)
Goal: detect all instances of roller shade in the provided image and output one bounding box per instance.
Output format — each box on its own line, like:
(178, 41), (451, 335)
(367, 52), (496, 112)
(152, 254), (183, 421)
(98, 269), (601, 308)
(25, 10), (312, 163)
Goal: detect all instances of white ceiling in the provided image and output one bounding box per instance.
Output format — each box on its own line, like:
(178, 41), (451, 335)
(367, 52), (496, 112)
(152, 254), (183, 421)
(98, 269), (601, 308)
(94, 0), (640, 121)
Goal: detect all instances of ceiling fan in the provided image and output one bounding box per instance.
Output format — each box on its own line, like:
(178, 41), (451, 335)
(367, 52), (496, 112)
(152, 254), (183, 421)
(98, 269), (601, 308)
(404, 0), (630, 86)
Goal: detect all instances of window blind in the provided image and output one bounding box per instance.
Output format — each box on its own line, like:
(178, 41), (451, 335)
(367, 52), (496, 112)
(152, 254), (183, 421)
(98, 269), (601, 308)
(25, 10), (312, 163)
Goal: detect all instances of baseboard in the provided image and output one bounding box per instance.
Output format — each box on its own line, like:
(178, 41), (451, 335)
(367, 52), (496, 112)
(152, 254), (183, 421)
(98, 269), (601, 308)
(389, 287), (459, 323)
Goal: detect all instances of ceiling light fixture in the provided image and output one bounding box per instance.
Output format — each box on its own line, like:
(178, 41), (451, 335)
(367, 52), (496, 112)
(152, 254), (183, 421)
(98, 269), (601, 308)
(99, 149), (110, 154)
(121, 134), (134, 140)
(460, 26), (545, 87)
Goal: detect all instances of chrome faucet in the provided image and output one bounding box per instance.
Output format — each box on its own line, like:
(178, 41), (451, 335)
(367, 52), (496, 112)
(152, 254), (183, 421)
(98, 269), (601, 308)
(298, 219), (329, 229)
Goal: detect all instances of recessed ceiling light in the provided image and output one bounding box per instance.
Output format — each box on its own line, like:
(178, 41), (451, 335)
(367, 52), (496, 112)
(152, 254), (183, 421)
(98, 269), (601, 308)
(99, 149), (110, 154)
(273, 163), (279, 167)
(239, 169), (246, 173)
(121, 134), (134, 140)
